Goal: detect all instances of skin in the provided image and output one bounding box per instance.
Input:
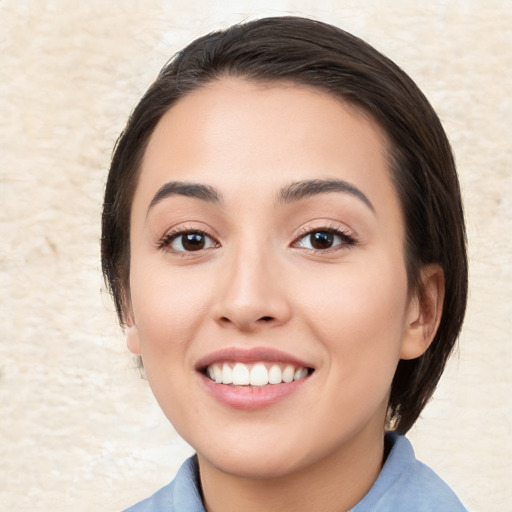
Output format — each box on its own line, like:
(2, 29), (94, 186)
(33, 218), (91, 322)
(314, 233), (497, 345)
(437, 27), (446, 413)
(126, 79), (444, 512)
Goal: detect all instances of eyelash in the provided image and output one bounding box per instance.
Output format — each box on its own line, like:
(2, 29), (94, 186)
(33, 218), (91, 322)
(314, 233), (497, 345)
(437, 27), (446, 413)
(158, 224), (357, 255)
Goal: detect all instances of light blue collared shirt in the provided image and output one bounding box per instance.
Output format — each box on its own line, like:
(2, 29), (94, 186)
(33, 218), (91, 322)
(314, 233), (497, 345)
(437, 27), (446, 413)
(123, 433), (468, 511)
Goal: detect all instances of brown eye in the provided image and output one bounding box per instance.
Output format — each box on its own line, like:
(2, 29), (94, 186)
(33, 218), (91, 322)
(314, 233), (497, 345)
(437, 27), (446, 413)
(309, 231), (334, 249)
(182, 233), (206, 251)
(295, 229), (355, 251)
(166, 231), (217, 252)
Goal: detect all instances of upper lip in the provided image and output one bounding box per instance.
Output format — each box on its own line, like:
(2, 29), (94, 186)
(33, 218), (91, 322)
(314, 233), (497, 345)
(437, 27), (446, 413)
(195, 347), (314, 371)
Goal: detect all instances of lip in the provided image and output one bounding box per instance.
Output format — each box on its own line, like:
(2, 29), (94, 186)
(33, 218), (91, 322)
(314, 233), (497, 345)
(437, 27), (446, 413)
(195, 347), (313, 370)
(196, 347), (314, 410)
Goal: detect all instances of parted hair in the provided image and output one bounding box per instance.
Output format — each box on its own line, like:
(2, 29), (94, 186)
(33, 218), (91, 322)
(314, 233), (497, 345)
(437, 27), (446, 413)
(101, 16), (467, 434)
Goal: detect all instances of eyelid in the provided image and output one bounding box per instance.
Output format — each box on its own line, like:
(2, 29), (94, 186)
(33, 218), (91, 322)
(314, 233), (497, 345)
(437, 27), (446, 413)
(293, 221), (356, 240)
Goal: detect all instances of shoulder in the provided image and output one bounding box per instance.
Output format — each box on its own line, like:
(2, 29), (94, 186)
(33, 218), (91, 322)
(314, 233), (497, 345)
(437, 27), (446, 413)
(122, 456), (205, 512)
(122, 481), (175, 512)
(351, 433), (468, 512)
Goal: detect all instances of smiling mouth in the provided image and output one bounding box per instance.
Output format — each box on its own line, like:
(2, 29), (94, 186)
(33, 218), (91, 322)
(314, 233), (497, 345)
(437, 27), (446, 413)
(204, 362), (314, 387)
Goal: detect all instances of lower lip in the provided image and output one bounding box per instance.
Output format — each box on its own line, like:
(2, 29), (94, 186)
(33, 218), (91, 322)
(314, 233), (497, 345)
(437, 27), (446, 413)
(199, 373), (309, 410)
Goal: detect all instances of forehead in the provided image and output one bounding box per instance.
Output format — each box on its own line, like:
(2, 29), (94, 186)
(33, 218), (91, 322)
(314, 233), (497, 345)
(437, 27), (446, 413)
(134, 78), (397, 214)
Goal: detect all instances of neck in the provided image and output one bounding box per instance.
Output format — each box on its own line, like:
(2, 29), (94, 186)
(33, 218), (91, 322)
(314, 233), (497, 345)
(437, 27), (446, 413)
(198, 427), (386, 512)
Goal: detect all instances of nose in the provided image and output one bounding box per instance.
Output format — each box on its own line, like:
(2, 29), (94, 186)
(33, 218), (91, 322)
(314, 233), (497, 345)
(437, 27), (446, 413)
(214, 246), (292, 332)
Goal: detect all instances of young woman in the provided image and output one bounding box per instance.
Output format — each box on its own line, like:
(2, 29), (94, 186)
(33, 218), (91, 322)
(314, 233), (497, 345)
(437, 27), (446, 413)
(102, 16), (468, 512)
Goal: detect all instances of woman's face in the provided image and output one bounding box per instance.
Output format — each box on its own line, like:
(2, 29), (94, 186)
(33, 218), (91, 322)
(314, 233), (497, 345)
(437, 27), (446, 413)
(127, 79), (427, 479)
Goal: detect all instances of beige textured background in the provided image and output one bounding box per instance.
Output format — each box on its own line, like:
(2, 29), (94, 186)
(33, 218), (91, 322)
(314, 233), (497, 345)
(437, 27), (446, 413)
(1, 1), (511, 511)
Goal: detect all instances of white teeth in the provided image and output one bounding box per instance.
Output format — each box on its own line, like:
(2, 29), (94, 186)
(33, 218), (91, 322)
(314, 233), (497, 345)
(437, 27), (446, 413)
(232, 363), (250, 385)
(282, 364), (295, 383)
(213, 364), (223, 383)
(294, 367), (308, 381)
(206, 362), (309, 386)
(249, 363), (269, 386)
(268, 364), (282, 384)
(222, 363), (233, 385)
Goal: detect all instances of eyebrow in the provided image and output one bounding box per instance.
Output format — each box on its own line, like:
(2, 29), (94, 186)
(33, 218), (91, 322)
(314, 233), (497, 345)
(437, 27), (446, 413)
(147, 178), (375, 214)
(278, 179), (375, 213)
(147, 181), (222, 213)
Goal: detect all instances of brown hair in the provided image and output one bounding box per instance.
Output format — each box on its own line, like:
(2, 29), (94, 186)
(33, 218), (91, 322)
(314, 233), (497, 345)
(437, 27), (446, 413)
(101, 16), (467, 434)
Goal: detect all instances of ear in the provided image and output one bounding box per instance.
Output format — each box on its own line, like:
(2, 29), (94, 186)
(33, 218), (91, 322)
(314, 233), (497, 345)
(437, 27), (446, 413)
(400, 264), (445, 360)
(124, 310), (142, 356)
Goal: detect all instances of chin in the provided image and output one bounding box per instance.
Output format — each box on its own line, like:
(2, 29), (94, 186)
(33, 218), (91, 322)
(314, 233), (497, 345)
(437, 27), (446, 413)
(201, 448), (308, 480)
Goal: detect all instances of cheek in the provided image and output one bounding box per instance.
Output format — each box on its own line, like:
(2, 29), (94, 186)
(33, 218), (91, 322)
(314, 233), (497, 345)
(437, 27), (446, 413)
(129, 263), (214, 356)
(128, 264), (214, 429)
(298, 258), (409, 375)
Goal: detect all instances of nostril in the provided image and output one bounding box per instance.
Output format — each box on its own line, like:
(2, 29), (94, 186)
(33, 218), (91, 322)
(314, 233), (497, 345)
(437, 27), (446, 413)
(217, 313), (280, 329)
